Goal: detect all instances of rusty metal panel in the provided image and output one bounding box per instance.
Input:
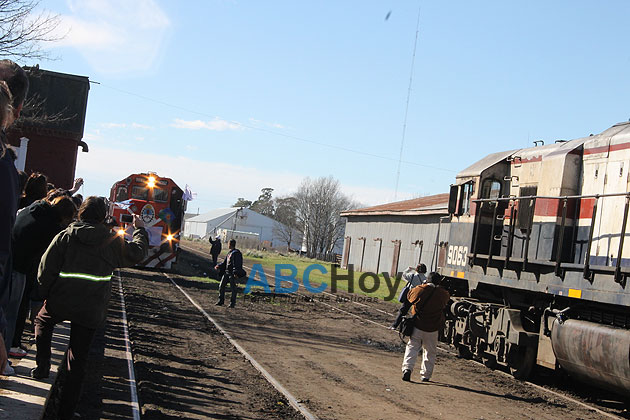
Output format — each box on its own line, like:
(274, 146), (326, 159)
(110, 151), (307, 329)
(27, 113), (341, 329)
(551, 319), (630, 395)
(390, 240), (401, 276)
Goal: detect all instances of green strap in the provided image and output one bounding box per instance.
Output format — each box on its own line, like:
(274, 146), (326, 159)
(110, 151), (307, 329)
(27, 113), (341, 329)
(59, 272), (112, 282)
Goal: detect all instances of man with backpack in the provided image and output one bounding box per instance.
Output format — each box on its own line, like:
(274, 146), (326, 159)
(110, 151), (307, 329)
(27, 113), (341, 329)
(401, 272), (450, 382)
(215, 239), (245, 308)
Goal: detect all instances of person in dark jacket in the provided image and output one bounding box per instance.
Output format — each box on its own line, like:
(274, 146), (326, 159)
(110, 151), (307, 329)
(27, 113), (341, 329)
(401, 272), (450, 382)
(9, 196), (77, 356)
(19, 172), (48, 209)
(0, 59), (29, 375)
(215, 239), (244, 308)
(209, 235), (222, 266)
(31, 196), (148, 420)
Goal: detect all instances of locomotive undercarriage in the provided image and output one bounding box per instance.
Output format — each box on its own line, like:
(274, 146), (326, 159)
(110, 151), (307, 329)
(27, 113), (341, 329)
(440, 280), (630, 392)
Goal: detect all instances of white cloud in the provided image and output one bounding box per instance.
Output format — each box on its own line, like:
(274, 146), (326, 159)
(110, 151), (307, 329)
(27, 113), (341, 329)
(131, 122), (154, 130)
(248, 117), (287, 130)
(75, 145), (410, 212)
(100, 122), (126, 128)
(99, 122), (154, 130)
(171, 118), (244, 131)
(51, 0), (171, 74)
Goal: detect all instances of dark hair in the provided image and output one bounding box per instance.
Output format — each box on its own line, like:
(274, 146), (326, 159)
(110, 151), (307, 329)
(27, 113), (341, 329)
(78, 196), (107, 224)
(0, 60), (29, 109)
(229, 239), (236, 248)
(427, 272), (442, 285)
(72, 194), (83, 208)
(417, 263), (427, 273)
(51, 195), (77, 221)
(0, 80), (13, 129)
(23, 172), (48, 202)
(45, 188), (69, 202)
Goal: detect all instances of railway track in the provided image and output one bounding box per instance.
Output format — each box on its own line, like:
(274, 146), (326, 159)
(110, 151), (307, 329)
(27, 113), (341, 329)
(178, 242), (629, 419)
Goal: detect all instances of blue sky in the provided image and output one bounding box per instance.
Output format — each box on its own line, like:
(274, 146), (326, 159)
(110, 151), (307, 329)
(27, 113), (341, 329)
(31, 0), (630, 213)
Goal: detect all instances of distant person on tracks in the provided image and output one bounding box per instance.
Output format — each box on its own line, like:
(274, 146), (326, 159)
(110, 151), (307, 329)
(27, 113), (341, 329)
(209, 235), (222, 266)
(391, 263), (428, 330)
(401, 272), (450, 383)
(0, 59), (29, 376)
(215, 239), (245, 308)
(31, 196), (148, 420)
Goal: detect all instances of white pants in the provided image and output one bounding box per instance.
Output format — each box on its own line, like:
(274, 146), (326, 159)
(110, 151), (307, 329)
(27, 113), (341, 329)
(401, 327), (438, 380)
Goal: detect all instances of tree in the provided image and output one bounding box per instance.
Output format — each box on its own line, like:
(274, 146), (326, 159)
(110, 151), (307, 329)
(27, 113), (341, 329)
(250, 187), (274, 217)
(0, 0), (63, 60)
(273, 196), (300, 250)
(294, 176), (358, 258)
(232, 198), (252, 208)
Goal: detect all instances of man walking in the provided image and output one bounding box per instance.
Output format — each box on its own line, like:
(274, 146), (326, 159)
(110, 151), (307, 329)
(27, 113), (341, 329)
(401, 272), (450, 382)
(215, 239), (244, 308)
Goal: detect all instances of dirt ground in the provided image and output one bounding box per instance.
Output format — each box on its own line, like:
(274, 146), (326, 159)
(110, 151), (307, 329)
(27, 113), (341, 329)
(65, 243), (629, 419)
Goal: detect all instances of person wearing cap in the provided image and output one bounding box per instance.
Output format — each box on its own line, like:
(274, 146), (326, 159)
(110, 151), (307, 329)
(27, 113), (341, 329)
(401, 272), (450, 382)
(391, 263), (428, 329)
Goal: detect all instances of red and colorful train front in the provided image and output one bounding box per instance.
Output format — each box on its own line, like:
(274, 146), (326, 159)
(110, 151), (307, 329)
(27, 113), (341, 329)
(109, 172), (186, 269)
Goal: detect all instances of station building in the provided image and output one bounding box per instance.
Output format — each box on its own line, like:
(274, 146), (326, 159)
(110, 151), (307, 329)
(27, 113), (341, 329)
(7, 66), (90, 189)
(340, 193), (451, 275)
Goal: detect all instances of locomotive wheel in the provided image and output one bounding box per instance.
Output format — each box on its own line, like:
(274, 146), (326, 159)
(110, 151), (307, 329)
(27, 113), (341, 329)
(457, 344), (472, 359)
(508, 345), (536, 380)
(483, 355), (498, 369)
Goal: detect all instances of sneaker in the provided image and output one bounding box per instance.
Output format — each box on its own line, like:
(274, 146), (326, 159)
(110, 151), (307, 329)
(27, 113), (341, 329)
(3, 362), (15, 376)
(9, 347), (27, 357)
(30, 365), (50, 379)
(402, 369), (411, 382)
(421, 377), (430, 382)
(214, 301), (224, 306)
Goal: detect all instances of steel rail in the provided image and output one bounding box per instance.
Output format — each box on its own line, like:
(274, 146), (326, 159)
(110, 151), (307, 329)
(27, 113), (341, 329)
(177, 243), (626, 420)
(164, 272), (319, 420)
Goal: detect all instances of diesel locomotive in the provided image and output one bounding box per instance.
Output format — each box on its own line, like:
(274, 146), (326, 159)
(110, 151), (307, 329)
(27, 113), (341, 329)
(109, 172), (186, 269)
(439, 121), (630, 396)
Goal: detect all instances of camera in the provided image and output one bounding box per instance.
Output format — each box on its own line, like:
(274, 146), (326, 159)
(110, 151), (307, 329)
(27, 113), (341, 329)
(120, 214), (134, 223)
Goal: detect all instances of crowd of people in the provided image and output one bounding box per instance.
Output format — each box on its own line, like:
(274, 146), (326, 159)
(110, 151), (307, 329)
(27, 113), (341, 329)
(0, 59), (150, 420)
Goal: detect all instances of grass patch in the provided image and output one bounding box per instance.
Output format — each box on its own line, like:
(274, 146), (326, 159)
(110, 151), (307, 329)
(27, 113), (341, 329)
(180, 239), (407, 303)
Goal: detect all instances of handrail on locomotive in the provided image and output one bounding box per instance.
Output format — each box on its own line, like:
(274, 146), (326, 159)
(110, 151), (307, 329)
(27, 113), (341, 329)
(469, 192), (630, 287)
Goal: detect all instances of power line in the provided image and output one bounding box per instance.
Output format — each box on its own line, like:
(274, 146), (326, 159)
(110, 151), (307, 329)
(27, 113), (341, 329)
(394, 3), (422, 199)
(90, 81), (457, 174)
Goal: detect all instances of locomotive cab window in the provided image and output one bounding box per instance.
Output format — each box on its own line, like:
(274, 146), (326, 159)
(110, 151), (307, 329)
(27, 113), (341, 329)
(481, 179), (502, 199)
(115, 186), (128, 202)
(131, 186), (149, 200)
(153, 188), (169, 203)
(459, 182), (474, 215)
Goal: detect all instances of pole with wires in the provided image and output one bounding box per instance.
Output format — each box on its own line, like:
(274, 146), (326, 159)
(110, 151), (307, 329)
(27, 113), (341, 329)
(394, 4), (422, 200)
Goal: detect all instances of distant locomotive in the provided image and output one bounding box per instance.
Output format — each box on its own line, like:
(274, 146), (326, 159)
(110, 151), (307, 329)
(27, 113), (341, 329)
(109, 172), (186, 269)
(439, 121), (630, 396)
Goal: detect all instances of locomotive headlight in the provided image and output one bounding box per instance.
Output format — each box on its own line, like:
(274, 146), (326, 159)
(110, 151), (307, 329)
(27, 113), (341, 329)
(147, 176), (156, 188)
(166, 234), (174, 241)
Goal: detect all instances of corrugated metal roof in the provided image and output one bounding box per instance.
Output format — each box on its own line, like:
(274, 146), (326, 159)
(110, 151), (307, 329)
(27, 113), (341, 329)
(457, 149), (517, 178)
(187, 208), (237, 223)
(341, 193), (449, 217)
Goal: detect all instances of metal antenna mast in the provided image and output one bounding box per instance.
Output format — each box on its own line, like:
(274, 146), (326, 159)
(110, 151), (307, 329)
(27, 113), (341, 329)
(394, 4), (422, 200)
